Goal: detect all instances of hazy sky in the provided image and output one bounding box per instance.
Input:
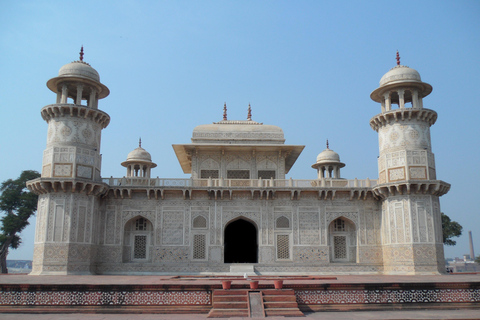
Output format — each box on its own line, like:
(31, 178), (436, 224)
(1, 0), (479, 261)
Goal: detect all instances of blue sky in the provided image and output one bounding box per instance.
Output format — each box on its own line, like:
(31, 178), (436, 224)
(1, 0), (479, 260)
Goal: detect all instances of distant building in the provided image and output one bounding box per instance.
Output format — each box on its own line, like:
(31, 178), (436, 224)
(27, 51), (450, 275)
(446, 256), (480, 273)
(6, 260), (33, 273)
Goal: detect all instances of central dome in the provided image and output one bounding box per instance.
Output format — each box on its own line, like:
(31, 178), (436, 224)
(192, 120), (285, 144)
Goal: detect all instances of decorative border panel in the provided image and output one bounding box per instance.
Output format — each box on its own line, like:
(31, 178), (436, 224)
(296, 288), (480, 304)
(0, 288), (211, 306)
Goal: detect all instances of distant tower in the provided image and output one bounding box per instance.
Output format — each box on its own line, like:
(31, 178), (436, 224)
(27, 48), (110, 274)
(370, 53), (450, 274)
(469, 231), (475, 261)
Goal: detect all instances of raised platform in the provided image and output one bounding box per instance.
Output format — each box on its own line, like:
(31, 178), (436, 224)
(0, 274), (479, 316)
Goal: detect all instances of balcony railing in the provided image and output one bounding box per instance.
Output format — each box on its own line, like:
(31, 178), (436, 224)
(102, 177), (377, 189)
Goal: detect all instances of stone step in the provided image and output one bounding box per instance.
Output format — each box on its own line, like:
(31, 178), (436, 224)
(213, 289), (249, 296)
(262, 288), (296, 295)
(212, 301), (249, 309)
(213, 295), (248, 302)
(207, 308), (249, 318)
(263, 295), (297, 302)
(264, 307), (305, 317)
(229, 264), (255, 275)
(264, 300), (299, 308)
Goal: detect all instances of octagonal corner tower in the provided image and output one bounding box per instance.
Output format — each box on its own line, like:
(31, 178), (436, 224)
(27, 48), (110, 275)
(369, 53), (450, 274)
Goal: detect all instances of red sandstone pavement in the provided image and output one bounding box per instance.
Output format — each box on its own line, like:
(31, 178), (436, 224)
(0, 273), (479, 285)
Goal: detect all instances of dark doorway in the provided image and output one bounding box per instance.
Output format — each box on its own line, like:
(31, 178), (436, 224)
(224, 219), (258, 263)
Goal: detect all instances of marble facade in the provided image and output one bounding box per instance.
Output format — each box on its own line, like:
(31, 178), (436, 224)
(27, 51), (450, 275)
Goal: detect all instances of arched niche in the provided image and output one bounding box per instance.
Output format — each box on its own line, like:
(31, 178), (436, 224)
(328, 217), (357, 263)
(123, 216), (153, 262)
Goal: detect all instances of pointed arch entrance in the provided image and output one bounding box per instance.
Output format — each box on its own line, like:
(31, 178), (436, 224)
(224, 218), (258, 263)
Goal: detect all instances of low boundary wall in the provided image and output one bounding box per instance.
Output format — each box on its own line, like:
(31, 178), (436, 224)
(0, 280), (479, 314)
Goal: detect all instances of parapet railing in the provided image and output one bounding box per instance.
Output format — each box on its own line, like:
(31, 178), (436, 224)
(101, 177), (377, 189)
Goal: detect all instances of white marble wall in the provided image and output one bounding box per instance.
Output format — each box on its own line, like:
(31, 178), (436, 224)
(94, 191), (383, 274)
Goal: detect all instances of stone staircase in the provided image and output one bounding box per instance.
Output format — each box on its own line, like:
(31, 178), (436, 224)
(207, 288), (304, 318)
(262, 289), (304, 317)
(208, 289), (249, 318)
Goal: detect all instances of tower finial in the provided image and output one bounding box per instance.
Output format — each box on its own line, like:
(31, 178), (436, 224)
(139, 137), (142, 148)
(80, 46), (84, 61)
(247, 103), (252, 121)
(223, 102), (227, 121)
(396, 50), (400, 66)
(326, 139), (329, 149)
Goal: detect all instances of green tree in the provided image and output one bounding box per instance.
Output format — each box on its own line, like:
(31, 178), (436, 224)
(442, 213), (462, 246)
(475, 255), (480, 264)
(0, 170), (40, 273)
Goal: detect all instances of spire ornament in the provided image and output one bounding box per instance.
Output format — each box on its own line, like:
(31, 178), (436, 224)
(139, 137), (142, 148)
(247, 103), (252, 121)
(223, 103), (227, 121)
(326, 139), (329, 149)
(396, 50), (400, 66)
(80, 46), (84, 61)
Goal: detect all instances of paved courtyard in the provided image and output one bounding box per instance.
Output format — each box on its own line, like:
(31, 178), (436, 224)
(1, 273), (479, 285)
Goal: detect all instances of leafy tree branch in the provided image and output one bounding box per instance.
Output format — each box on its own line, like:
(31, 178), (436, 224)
(0, 170), (40, 273)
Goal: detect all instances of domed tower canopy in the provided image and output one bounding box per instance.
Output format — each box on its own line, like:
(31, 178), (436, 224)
(121, 139), (157, 178)
(46, 47), (109, 109)
(370, 51), (432, 112)
(311, 140), (345, 179)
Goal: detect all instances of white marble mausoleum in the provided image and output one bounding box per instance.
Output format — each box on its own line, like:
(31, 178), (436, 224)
(27, 51), (450, 275)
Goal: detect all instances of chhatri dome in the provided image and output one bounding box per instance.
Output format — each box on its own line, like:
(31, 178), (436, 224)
(316, 146), (341, 162)
(370, 51), (432, 110)
(311, 141), (345, 179)
(121, 139), (157, 178)
(46, 47), (109, 99)
(124, 144), (154, 163)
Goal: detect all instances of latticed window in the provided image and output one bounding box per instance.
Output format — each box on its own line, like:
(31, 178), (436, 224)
(193, 216), (207, 229)
(333, 218), (345, 232)
(258, 170), (275, 179)
(135, 218), (147, 231)
(193, 234), (206, 260)
(333, 235), (347, 260)
(276, 234), (290, 260)
(227, 170), (250, 179)
(201, 170), (219, 179)
(276, 216), (290, 229)
(133, 235), (147, 259)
